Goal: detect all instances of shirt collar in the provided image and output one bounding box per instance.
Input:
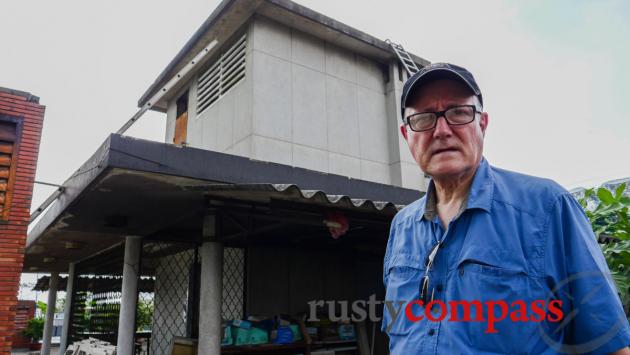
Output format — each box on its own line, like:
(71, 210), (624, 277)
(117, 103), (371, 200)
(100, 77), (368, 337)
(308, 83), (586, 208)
(417, 157), (494, 221)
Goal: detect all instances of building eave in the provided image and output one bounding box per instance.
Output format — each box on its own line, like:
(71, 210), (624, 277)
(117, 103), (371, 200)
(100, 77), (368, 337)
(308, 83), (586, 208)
(25, 134), (422, 273)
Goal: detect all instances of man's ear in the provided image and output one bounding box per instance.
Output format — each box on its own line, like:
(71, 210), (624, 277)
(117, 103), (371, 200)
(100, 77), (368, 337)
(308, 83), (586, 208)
(479, 112), (489, 137)
(400, 123), (409, 141)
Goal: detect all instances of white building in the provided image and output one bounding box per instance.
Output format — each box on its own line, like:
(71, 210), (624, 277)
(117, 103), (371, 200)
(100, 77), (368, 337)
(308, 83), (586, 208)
(140, 0), (430, 191)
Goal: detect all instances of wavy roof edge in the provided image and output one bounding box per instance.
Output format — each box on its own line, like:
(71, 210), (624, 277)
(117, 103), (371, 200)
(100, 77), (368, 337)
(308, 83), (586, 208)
(187, 183), (406, 214)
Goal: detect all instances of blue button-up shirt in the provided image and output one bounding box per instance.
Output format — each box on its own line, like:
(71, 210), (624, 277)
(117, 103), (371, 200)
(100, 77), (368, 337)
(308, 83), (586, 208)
(382, 158), (630, 354)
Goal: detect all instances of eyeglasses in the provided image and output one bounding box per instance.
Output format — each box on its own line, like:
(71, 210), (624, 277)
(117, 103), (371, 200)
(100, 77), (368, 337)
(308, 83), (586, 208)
(420, 240), (443, 304)
(406, 105), (481, 132)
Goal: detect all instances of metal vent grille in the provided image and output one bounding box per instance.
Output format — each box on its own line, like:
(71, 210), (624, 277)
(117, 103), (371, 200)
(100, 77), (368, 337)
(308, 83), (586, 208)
(197, 34), (246, 114)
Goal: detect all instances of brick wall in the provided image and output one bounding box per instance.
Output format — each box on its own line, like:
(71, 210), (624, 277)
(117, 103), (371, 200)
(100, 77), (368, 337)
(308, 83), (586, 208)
(0, 87), (45, 353)
(10, 301), (35, 349)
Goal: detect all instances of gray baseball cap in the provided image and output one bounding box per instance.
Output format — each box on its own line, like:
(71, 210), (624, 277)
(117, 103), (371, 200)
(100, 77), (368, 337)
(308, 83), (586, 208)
(400, 62), (483, 121)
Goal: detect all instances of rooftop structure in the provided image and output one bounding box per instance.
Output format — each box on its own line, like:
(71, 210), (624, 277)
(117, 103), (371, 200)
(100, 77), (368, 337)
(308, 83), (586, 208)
(139, 0), (430, 191)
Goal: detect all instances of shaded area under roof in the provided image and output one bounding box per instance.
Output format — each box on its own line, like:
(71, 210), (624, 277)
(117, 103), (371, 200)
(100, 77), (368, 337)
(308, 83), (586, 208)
(25, 134), (422, 273)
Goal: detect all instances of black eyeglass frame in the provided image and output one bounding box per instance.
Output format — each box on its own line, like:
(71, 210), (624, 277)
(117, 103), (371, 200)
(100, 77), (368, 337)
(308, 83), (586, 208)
(405, 104), (481, 132)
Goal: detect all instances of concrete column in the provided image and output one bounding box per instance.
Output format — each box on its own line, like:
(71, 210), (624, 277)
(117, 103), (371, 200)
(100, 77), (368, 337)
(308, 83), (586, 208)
(41, 272), (59, 355)
(116, 236), (142, 355)
(198, 215), (223, 355)
(59, 263), (75, 353)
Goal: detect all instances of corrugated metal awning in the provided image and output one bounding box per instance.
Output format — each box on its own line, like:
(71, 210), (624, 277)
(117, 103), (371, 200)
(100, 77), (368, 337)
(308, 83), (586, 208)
(186, 183), (405, 215)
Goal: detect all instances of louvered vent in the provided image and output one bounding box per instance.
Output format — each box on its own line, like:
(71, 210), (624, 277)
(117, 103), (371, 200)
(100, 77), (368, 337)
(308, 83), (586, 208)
(0, 119), (18, 221)
(197, 34), (246, 114)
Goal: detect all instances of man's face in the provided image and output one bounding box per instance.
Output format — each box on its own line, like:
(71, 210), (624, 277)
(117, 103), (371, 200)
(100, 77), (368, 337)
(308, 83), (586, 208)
(400, 79), (489, 179)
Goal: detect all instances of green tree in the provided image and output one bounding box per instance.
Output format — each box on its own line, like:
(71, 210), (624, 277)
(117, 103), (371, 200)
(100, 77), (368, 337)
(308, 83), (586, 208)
(578, 182), (630, 316)
(23, 318), (44, 342)
(36, 301), (47, 315)
(24, 302), (47, 341)
(136, 298), (154, 331)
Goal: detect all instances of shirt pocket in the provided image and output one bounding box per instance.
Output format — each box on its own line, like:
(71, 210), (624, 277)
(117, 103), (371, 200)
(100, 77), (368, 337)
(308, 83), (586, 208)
(448, 247), (547, 354)
(382, 253), (423, 336)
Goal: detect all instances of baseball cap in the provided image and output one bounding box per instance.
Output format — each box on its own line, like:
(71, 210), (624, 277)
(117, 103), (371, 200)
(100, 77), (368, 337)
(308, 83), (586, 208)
(400, 62), (483, 121)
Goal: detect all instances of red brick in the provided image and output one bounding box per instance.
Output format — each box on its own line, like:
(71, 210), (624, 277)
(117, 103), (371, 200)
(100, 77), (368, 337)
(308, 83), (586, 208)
(0, 90), (44, 352)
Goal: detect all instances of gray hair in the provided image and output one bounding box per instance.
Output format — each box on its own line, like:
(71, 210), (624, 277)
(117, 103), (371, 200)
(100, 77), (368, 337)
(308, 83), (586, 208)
(474, 95), (483, 111)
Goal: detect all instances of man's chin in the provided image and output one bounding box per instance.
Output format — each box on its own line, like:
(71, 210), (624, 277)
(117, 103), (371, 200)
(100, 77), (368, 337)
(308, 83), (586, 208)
(426, 161), (469, 179)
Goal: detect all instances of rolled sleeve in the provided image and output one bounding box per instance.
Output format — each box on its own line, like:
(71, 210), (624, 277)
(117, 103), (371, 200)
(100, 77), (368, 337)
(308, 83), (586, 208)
(545, 193), (630, 354)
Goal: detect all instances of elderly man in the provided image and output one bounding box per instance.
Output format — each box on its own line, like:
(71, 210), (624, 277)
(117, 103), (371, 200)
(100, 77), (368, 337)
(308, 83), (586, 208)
(381, 63), (630, 354)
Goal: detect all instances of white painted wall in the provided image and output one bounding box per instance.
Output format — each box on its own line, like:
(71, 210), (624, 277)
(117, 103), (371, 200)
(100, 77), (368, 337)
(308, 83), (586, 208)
(165, 16), (427, 191)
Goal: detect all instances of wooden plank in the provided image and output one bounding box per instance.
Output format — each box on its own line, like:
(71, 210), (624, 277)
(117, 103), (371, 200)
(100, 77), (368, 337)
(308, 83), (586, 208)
(0, 134), (18, 220)
(0, 154), (11, 166)
(0, 142), (13, 154)
(173, 112), (188, 145)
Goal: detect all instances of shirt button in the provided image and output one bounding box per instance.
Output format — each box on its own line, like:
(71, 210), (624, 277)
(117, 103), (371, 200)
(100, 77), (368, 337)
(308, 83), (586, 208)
(436, 284), (443, 292)
(428, 329), (435, 336)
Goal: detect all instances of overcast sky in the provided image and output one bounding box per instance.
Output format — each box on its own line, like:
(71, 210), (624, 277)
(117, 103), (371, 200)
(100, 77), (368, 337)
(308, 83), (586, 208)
(2, 0), (629, 215)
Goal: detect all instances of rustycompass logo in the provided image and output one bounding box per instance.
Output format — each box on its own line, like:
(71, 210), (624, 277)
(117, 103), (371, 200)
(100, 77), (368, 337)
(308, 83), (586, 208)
(307, 295), (564, 334)
(307, 271), (628, 348)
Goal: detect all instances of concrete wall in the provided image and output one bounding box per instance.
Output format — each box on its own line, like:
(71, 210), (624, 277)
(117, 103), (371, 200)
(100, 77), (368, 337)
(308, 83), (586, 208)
(166, 17), (427, 191)
(249, 16), (395, 185)
(165, 29), (253, 157)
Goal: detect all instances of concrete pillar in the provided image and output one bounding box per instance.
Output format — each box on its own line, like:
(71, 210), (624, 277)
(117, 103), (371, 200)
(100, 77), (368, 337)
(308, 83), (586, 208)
(116, 236), (142, 355)
(41, 272), (59, 355)
(59, 263), (75, 353)
(198, 215), (223, 355)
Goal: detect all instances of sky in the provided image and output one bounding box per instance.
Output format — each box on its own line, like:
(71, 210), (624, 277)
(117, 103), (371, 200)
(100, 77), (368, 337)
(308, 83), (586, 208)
(1, 0), (630, 227)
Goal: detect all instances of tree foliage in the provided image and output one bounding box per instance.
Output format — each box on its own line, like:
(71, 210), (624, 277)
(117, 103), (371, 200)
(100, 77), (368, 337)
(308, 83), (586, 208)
(136, 298), (154, 331)
(23, 302), (47, 341)
(578, 182), (630, 316)
(23, 317), (44, 342)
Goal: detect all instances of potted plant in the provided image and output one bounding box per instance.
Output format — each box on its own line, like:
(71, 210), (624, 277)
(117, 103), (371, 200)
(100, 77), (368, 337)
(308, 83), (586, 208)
(23, 316), (44, 350)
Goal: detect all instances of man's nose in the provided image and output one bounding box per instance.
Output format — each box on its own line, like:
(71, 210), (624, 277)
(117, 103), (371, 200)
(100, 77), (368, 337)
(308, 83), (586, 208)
(432, 116), (453, 138)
